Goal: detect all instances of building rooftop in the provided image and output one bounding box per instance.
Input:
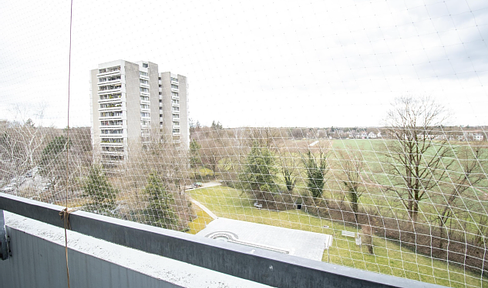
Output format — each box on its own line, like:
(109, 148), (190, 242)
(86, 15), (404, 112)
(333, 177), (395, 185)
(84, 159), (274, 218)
(197, 218), (332, 261)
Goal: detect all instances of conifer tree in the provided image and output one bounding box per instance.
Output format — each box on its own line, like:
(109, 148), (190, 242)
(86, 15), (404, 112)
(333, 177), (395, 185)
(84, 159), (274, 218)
(143, 173), (178, 229)
(82, 165), (118, 215)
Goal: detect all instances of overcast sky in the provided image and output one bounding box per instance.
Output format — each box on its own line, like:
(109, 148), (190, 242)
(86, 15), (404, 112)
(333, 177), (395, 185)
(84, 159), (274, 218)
(1, 0), (487, 128)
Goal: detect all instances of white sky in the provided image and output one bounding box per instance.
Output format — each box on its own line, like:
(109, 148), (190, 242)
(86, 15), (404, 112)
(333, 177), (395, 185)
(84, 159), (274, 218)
(1, 0), (487, 128)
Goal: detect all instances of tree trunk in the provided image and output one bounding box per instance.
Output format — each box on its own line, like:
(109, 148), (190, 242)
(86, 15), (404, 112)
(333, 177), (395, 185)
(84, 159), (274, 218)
(412, 201), (418, 223)
(407, 198), (414, 220)
(439, 219), (446, 250)
(352, 201), (359, 224)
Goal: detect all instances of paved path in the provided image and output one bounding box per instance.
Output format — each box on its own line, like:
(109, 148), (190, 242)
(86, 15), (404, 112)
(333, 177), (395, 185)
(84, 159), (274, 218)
(187, 181), (222, 220)
(200, 181), (222, 188)
(191, 199), (218, 220)
(185, 181), (221, 190)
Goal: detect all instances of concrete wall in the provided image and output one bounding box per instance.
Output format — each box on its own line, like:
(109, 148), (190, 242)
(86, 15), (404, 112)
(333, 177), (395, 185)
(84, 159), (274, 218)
(124, 61), (142, 152)
(0, 212), (269, 288)
(177, 74), (189, 149)
(160, 71), (189, 148)
(147, 61), (160, 135)
(160, 71), (173, 139)
(0, 194), (446, 288)
(90, 69), (101, 159)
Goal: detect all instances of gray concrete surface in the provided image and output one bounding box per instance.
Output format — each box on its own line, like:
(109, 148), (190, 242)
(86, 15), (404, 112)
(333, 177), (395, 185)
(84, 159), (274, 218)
(0, 212), (271, 288)
(197, 218), (332, 261)
(0, 192), (447, 288)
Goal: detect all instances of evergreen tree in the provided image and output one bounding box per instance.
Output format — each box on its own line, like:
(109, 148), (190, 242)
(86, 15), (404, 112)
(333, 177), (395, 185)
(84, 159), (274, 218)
(189, 139), (201, 168)
(301, 150), (328, 198)
(143, 173), (178, 229)
(239, 142), (277, 193)
(82, 165), (118, 215)
(40, 135), (69, 167)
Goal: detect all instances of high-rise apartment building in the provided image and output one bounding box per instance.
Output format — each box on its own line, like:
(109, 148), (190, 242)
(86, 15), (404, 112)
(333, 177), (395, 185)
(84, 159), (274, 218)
(90, 60), (188, 166)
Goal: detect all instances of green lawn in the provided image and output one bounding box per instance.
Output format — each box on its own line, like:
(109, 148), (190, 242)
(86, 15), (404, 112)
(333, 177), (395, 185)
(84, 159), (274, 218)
(188, 204), (214, 234)
(328, 139), (488, 232)
(188, 185), (487, 288)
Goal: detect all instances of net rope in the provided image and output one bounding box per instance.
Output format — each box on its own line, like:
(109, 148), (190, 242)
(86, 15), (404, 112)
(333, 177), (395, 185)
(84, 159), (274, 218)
(0, 1), (487, 287)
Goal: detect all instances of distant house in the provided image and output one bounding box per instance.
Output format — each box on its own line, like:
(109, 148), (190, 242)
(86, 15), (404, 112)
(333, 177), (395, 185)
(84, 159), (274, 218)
(367, 132), (377, 139)
(459, 130), (485, 141)
(472, 133), (484, 141)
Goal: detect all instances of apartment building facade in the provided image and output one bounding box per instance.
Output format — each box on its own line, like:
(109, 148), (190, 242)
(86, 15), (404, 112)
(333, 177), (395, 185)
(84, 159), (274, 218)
(90, 60), (189, 166)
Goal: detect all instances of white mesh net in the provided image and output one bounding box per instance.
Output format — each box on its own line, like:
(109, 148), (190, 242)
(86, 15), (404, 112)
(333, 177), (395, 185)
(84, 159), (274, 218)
(1, 1), (487, 287)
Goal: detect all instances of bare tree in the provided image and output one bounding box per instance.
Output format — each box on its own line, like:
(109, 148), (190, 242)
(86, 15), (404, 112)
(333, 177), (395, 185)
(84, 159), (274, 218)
(0, 120), (54, 190)
(384, 97), (454, 222)
(337, 148), (364, 224)
(198, 127), (228, 177)
(437, 145), (487, 248)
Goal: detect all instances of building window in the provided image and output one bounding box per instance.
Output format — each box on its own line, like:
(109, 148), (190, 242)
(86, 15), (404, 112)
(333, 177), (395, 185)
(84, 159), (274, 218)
(100, 120), (123, 126)
(140, 87), (149, 93)
(100, 102), (122, 109)
(140, 71), (148, 77)
(99, 75), (121, 83)
(172, 92), (178, 97)
(101, 138), (123, 143)
(140, 96), (149, 101)
(171, 84), (178, 89)
(141, 112), (150, 118)
(142, 63), (148, 68)
(101, 129), (123, 135)
(100, 111), (122, 117)
(102, 146), (124, 152)
(140, 79), (148, 84)
(102, 154), (124, 161)
(99, 93), (121, 100)
(99, 84), (122, 91)
(99, 66), (120, 74)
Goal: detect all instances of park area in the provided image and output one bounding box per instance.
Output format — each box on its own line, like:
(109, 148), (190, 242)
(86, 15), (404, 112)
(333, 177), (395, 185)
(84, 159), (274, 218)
(188, 184), (486, 288)
(186, 136), (488, 288)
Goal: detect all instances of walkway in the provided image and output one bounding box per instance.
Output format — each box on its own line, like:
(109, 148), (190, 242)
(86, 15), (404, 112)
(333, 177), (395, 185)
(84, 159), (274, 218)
(191, 199), (218, 220)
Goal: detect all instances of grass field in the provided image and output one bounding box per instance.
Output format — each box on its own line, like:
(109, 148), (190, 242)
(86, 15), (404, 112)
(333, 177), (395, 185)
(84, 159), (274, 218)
(188, 185), (487, 288)
(267, 139), (488, 239)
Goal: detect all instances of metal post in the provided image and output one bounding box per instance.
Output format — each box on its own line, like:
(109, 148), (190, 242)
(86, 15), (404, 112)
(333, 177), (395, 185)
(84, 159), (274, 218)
(0, 209), (8, 260)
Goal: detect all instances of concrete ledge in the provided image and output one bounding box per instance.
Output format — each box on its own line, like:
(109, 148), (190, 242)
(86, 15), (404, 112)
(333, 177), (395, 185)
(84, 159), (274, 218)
(1, 211), (270, 288)
(0, 193), (446, 288)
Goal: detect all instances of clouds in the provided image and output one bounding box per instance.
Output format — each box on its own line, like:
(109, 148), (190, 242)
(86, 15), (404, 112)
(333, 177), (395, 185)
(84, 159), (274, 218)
(0, 0), (487, 128)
